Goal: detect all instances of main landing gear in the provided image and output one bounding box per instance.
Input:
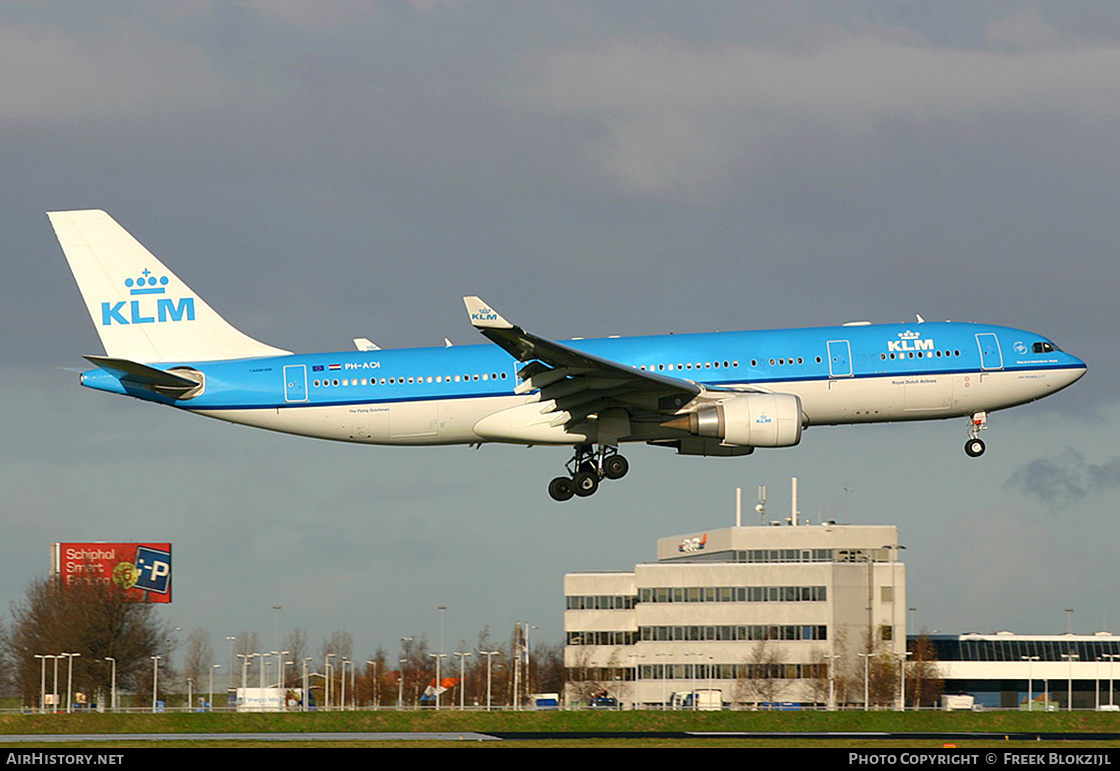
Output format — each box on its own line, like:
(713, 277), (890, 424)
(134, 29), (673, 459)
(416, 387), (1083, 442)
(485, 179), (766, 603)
(548, 444), (629, 502)
(965, 412), (988, 457)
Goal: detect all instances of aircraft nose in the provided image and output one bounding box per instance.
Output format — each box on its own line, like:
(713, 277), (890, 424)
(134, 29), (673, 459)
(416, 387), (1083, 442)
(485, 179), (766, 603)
(1069, 350), (1087, 374)
(1057, 354), (1087, 389)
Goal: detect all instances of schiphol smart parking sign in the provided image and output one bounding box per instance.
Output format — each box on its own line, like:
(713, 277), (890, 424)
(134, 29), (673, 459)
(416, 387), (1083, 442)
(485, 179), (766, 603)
(51, 542), (172, 603)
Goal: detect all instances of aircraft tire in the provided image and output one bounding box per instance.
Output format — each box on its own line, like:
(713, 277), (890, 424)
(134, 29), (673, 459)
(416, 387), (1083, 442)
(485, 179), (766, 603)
(965, 438), (986, 458)
(572, 470), (599, 497)
(603, 455), (629, 480)
(549, 476), (575, 502)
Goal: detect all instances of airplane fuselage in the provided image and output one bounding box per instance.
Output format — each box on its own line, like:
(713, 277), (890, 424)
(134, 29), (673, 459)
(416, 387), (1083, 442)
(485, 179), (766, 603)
(79, 320), (1085, 447)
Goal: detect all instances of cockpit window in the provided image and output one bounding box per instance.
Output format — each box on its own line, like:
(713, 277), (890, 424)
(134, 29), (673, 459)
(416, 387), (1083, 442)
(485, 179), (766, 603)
(1032, 341), (1061, 353)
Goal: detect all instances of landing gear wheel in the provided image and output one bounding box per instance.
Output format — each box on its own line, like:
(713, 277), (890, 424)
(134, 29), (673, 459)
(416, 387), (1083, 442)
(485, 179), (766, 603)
(965, 438), (986, 458)
(548, 476), (575, 502)
(602, 454), (629, 480)
(572, 470), (599, 497)
(550, 443), (629, 500)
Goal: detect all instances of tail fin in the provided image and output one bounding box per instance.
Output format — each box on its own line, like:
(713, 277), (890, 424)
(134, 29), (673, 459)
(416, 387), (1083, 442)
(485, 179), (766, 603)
(49, 210), (290, 363)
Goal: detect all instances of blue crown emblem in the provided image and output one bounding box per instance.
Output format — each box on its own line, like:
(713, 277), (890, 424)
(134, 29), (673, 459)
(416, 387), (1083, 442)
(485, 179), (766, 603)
(125, 269), (169, 295)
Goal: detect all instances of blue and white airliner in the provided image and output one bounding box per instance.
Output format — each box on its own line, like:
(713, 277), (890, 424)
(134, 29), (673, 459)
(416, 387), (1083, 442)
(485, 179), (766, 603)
(51, 210), (1087, 501)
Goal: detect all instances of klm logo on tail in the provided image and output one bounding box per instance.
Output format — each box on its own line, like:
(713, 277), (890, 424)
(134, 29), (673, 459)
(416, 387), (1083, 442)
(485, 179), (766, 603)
(101, 270), (195, 326)
(471, 307), (500, 323)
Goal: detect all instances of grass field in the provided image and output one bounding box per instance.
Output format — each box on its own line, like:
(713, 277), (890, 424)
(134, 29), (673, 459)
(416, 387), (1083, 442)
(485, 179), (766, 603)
(1, 708), (1120, 747)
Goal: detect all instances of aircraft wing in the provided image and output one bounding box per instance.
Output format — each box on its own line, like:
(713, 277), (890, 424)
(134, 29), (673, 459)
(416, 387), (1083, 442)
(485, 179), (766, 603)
(463, 297), (701, 429)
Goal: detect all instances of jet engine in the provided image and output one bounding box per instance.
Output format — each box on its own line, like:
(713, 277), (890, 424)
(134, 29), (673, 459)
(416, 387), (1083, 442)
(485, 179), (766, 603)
(663, 393), (803, 447)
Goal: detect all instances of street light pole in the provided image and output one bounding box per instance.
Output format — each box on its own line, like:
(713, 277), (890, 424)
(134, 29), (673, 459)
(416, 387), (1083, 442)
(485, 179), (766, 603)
(62, 653), (80, 714)
(1104, 653), (1119, 709)
(104, 657), (116, 712)
(1062, 652), (1079, 711)
(367, 660), (378, 708)
(209, 664), (220, 712)
(824, 654), (841, 711)
(430, 653), (447, 710)
(34, 655), (47, 714)
(52, 656), (60, 714)
(399, 637), (413, 710)
(276, 651), (289, 690)
(454, 652), (472, 709)
(151, 656), (161, 712)
(1022, 655), (1040, 710)
(897, 651), (912, 711)
(302, 658), (313, 712)
(480, 651), (500, 711)
(340, 659), (349, 711)
(858, 653), (872, 711)
(226, 636), (236, 698)
(526, 624), (538, 698)
(437, 606), (447, 709)
(398, 658), (408, 709)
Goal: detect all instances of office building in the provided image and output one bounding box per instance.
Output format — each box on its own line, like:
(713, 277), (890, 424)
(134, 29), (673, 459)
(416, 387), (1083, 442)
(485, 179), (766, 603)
(563, 486), (907, 708)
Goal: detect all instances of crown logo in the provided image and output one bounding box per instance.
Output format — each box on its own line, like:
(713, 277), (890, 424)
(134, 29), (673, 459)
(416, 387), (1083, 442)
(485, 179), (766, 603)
(125, 269), (169, 295)
(898, 330), (920, 340)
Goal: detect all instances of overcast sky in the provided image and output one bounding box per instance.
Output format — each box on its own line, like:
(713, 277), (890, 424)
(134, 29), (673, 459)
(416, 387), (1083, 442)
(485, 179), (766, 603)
(3, 1), (1119, 669)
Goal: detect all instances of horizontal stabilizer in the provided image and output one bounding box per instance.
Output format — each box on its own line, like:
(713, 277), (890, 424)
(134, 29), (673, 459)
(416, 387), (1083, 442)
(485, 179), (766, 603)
(84, 355), (204, 399)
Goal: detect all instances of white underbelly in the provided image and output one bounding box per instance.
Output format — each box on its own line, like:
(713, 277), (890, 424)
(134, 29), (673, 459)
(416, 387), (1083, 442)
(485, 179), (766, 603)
(194, 395), (525, 446)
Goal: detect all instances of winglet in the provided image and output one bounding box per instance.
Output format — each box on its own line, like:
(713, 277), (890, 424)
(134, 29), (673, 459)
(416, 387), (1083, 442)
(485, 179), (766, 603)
(463, 296), (513, 329)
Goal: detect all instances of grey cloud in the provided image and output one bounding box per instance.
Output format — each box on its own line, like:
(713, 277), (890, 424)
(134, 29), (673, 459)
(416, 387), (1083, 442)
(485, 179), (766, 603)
(519, 32), (1120, 204)
(1004, 448), (1120, 506)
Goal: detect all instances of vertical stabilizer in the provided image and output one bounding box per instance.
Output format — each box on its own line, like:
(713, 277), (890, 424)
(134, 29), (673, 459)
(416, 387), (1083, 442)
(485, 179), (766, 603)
(49, 210), (290, 363)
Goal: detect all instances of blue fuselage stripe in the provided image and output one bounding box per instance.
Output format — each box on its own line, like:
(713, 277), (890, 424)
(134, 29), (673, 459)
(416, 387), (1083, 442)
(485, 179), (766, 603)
(79, 320), (1086, 412)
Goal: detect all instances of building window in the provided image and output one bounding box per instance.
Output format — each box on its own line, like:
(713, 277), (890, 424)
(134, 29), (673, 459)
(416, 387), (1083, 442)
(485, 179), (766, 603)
(635, 585), (826, 604)
(639, 624), (827, 642)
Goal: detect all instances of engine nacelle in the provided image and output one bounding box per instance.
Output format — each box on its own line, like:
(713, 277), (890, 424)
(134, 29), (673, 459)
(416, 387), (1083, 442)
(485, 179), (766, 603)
(669, 393), (803, 448)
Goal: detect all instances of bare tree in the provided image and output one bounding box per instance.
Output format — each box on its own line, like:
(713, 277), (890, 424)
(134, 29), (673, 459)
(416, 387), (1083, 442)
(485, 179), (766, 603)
(360, 646), (391, 707)
(736, 635), (790, 708)
(398, 634), (429, 707)
(907, 633), (944, 708)
(454, 627), (511, 707)
(565, 645), (627, 705)
(232, 631), (260, 687)
(867, 645), (899, 707)
(181, 628), (213, 701)
(283, 628), (310, 688)
(533, 640), (565, 696)
(806, 647), (836, 707)
(1, 575), (173, 709)
(319, 631), (353, 708)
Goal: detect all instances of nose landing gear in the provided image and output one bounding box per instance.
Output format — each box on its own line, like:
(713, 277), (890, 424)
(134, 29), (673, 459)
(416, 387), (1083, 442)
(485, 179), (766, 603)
(965, 412), (987, 457)
(548, 444), (629, 501)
